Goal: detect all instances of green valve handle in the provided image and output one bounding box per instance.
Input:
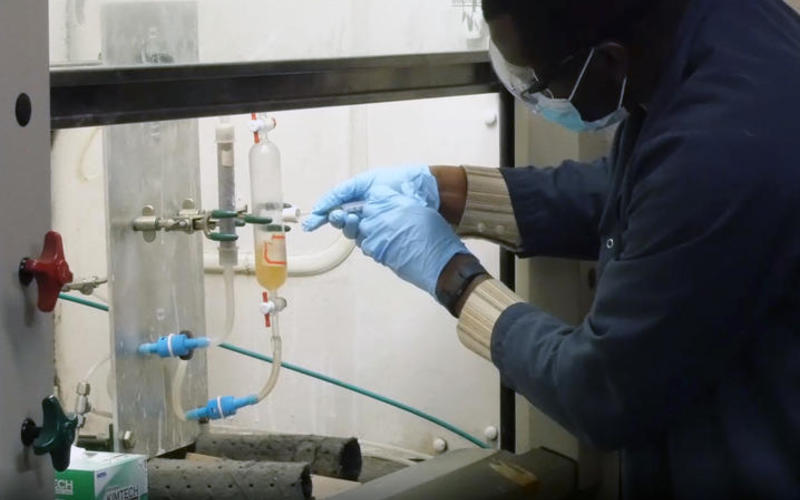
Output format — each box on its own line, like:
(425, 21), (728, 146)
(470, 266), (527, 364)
(244, 215), (272, 225)
(210, 210), (238, 219)
(21, 396), (78, 472)
(208, 233), (239, 242)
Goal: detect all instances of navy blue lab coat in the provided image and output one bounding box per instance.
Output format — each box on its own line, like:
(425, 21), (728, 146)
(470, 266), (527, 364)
(493, 0), (800, 497)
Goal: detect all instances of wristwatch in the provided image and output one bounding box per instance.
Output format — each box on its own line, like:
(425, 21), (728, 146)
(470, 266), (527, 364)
(435, 254), (488, 317)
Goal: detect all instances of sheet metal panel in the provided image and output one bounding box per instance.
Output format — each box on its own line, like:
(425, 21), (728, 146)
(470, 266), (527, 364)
(0, 0), (55, 497)
(103, 1), (207, 456)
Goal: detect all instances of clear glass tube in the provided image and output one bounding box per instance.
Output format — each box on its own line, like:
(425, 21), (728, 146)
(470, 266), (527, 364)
(249, 115), (284, 403)
(249, 122), (287, 293)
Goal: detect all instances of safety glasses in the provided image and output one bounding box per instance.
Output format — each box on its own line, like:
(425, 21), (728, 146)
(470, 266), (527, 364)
(489, 41), (583, 101)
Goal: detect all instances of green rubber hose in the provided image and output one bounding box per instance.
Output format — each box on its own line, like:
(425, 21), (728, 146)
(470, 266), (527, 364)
(58, 293), (110, 312)
(57, 293), (490, 448)
(217, 342), (489, 448)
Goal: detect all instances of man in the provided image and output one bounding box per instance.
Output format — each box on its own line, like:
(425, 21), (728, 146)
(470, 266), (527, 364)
(304, 0), (800, 497)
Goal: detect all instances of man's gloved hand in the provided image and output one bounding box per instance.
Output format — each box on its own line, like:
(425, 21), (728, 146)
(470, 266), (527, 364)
(302, 164), (438, 232)
(350, 186), (470, 297)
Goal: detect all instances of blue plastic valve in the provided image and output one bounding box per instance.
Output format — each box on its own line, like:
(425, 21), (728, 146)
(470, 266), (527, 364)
(138, 333), (210, 358)
(185, 395), (258, 421)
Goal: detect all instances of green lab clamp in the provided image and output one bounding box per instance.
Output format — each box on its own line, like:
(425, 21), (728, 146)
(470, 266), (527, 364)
(131, 200), (293, 243)
(237, 214), (291, 232)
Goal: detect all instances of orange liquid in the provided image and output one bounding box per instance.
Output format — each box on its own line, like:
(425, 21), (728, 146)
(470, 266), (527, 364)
(255, 234), (287, 291)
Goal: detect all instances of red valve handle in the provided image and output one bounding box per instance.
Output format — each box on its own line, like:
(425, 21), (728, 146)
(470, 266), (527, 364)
(262, 291), (272, 328)
(19, 231), (73, 313)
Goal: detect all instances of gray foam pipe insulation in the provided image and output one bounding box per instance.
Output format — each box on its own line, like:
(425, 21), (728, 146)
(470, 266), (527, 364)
(148, 459), (312, 500)
(195, 433), (363, 481)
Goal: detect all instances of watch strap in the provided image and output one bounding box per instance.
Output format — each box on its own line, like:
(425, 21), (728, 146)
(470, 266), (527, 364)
(436, 255), (488, 317)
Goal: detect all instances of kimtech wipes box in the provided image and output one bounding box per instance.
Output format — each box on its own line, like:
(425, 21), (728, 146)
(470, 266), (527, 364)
(55, 447), (147, 500)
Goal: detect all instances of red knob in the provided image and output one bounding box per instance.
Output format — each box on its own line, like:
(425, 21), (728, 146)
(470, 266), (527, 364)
(262, 291), (271, 328)
(19, 231), (73, 313)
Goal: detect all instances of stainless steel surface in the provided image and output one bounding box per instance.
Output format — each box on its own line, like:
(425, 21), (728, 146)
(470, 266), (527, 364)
(0, 0), (55, 496)
(62, 276), (108, 295)
(132, 205), (159, 242)
(103, 1), (207, 457)
(132, 200), (220, 243)
(121, 430), (136, 450)
(51, 52), (499, 128)
(74, 382), (92, 429)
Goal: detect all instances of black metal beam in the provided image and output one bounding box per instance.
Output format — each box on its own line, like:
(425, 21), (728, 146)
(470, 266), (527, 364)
(51, 52), (499, 129)
(498, 89), (517, 453)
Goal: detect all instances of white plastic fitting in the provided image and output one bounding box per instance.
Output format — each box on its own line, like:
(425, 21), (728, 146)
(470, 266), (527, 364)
(260, 301), (276, 316)
(484, 425), (499, 442)
(282, 205), (302, 223)
(432, 437), (448, 454)
(248, 116), (277, 134)
(215, 121), (235, 145)
(260, 296), (287, 316)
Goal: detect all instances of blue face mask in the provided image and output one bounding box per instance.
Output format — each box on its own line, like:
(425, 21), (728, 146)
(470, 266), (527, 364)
(489, 43), (629, 132)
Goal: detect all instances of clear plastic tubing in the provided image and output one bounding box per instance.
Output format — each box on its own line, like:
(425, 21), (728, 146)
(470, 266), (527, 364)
(171, 360), (189, 421)
(257, 314), (282, 401)
(171, 269), (236, 418)
(249, 113), (284, 403)
(221, 264), (235, 341)
(83, 355), (110, 383)
(173, 120), (241, 421)
(183, 124), (238, 413)
(206, 264), (236, 346)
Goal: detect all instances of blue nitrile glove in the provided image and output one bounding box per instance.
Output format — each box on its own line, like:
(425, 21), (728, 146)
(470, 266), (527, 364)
(354, 186), (470, 297)
(329, 209), (363, 240)
(303, 164), (438, 232)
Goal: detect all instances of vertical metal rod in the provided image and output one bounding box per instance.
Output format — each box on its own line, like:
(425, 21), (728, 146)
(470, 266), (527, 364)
(498, 89), (517, 453)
